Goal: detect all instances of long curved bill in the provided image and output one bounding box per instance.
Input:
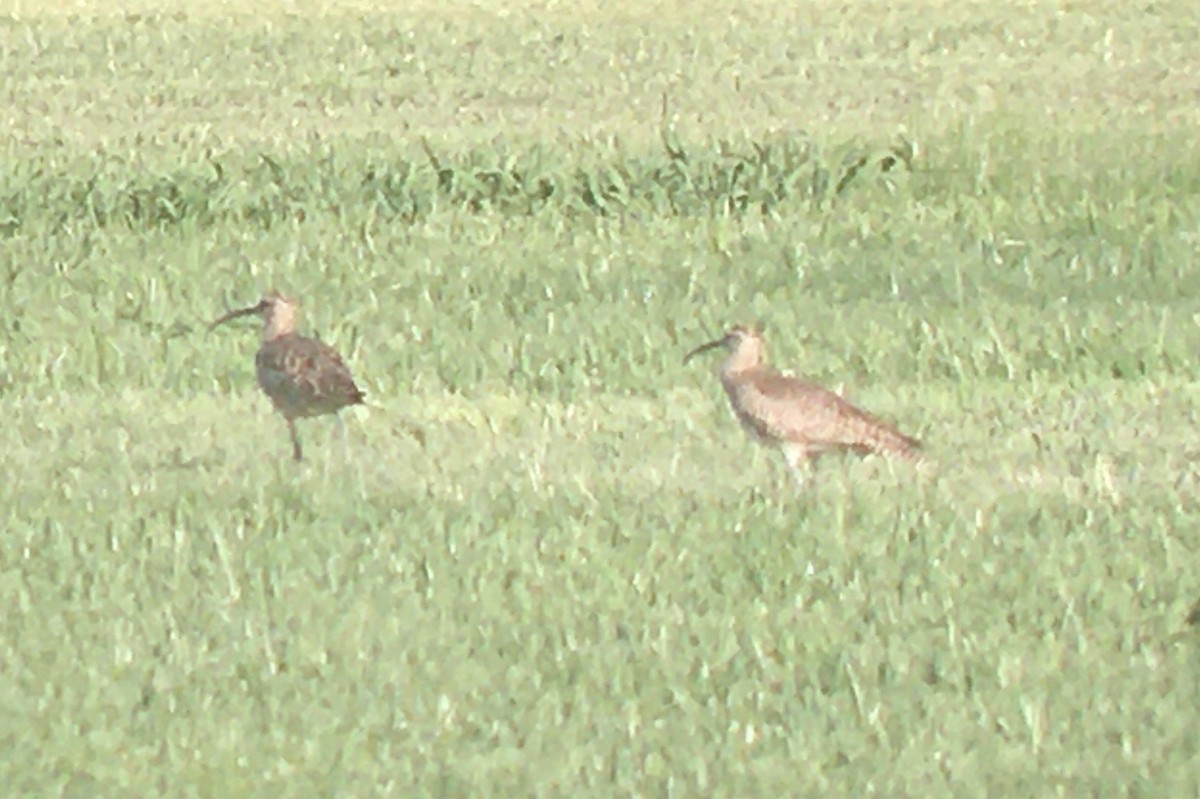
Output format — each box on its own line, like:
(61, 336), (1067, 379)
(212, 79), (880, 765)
(682, 334), (729, 365)
(208, 300), (266, 331)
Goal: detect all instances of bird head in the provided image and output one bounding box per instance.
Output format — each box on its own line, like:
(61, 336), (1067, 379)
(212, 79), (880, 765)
(209, 291), (298, 339)
(682, 324), (765, 365)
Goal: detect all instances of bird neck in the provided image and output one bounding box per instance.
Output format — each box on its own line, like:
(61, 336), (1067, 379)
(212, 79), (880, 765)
(262, 311), (298, 342)
(721, 343), (764, 375)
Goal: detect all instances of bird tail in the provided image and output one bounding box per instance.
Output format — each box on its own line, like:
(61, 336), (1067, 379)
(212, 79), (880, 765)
(858, 417), (921, 461)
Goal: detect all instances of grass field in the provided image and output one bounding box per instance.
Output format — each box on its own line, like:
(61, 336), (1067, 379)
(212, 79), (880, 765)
(3, 0), (1200, 795)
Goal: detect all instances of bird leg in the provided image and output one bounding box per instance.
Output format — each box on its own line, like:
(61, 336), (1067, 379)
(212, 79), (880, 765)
(335, 414), (350, 460)
(287, 418), (303, 461)
(781, 443), (814, 491)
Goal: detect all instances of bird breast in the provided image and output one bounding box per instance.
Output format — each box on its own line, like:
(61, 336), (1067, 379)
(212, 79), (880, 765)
(720, 374), (788, 443)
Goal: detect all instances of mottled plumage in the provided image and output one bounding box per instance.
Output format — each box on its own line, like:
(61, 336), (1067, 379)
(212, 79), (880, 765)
(210, 291), (365, 461)
(684, 325), (919, 486)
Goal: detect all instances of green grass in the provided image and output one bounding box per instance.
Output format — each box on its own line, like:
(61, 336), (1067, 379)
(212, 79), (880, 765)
(3, 0), (1200, 795)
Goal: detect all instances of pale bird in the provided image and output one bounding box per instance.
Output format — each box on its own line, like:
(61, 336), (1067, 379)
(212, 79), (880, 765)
(684, 324), (920, 486)
(209, 291), (365, 461)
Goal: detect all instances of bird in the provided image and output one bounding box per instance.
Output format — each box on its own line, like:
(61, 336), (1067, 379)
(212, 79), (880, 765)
(209, 291), (365, 461)
(683, 324), (920, 487)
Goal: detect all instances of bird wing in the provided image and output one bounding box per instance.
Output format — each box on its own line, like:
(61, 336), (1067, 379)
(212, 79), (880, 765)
(726, 369), (902, 452)
(256, 335), (365, 417)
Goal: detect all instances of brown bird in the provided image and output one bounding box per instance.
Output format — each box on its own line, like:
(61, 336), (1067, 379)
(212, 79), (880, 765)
(684, 324), (919, 487)
(209, 291), (365, 461)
